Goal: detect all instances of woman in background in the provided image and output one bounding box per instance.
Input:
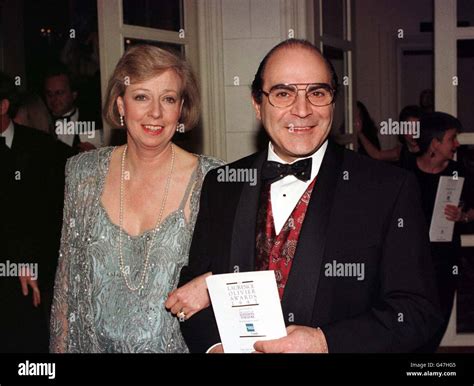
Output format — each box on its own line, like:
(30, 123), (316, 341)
(356, 103), (422, 165)
(354, 101), (381, 158)
(410, 112), (474, 351)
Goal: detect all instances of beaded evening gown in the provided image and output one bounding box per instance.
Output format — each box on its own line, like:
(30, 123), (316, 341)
(50, 147), (223, 353)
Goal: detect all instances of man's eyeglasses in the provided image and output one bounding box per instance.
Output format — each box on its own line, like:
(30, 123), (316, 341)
(261, 83), (335, 108)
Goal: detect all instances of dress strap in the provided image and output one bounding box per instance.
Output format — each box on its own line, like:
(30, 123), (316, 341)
(178, 156), (200, 210)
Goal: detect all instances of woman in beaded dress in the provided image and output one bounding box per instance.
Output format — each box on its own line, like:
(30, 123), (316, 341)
(50, 45), (223, 353)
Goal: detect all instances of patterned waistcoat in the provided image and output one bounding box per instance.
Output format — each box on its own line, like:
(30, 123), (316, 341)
(255, 179), (316, 299)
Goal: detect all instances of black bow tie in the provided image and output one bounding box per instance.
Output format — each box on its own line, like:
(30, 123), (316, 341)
(261, 158), (312, 184)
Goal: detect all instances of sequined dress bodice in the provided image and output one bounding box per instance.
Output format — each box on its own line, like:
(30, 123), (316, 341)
(90, 203), (191, 352)
(49, 147), (223, 353)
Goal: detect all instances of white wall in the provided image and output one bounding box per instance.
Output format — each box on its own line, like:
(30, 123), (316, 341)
(222, 0), (282, 161)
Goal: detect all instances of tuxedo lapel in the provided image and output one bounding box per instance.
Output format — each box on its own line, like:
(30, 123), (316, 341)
(10, 123), (22, 151)
(281, 142), (344, 325)
(229, 150), (268, 273)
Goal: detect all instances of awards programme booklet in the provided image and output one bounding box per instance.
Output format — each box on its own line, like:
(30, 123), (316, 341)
(429, 175), (464, 242)
(206, 271), (287, 353)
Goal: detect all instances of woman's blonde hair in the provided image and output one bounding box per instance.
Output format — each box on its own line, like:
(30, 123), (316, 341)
(103, 45), (200, 130)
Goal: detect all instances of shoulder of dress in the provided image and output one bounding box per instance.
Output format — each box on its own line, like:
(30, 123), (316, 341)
(65, 146), (114, 181)
(197, 155), (226, 176)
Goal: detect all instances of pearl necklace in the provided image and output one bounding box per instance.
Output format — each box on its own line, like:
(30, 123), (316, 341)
(118, 143), (175, 292)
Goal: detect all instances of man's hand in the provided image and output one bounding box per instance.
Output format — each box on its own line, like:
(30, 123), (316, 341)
(253, 325), (329, 353)
(165, 272), (212, 320)
(19, 273), (41, 308)
(208, 343), (224, 353)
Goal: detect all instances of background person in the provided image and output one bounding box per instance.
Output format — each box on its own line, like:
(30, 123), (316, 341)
(409, 112), (474, 351)
(354, 101), (381, 158)
(13, 91), (51, 134)
(397, 105), (422, 169)
(0, 71), (60, 352)
(420, 89), (434, 114)
(44, 65), (102, 153)
(356, 104), (422, 165)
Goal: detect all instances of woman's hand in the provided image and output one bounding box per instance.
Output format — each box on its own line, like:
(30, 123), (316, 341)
(445, 204), (463, 222)
(165, 272), (212, 320)
(19, 268), (41, 308)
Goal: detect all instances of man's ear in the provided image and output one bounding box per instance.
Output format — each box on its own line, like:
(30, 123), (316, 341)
(0, 98), (10, 116)
(252, 97), (262, 121)
(430, 138), (440, 153)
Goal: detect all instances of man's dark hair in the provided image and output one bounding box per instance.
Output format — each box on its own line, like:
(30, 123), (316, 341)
(251, 39), (339, 104)
(399, 105), (422, 122)
(0, 71), (19, 118)
(43, 63), (77, 92)
(418, 112), (463, 154)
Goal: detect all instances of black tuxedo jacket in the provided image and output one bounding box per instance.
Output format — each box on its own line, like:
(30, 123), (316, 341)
(1, 123), (64, 282)
(0, 123), (62, 352)
(179, 141), (442, 353)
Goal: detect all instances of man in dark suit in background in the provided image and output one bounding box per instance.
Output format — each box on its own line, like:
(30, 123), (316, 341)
(179, 39), (442, 353)
(44, 65), (102, 154)
(0, 71), (62, 352)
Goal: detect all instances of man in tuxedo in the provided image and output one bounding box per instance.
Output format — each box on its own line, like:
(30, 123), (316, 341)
(179, 39), (442, 353)
(44, 66), (102, 153)
(0, 71), (61, 352)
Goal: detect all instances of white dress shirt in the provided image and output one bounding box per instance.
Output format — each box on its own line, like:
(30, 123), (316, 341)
(267, 140), (328, 235)
(55, 108), (79, 147)
(0, 120), (14, 148)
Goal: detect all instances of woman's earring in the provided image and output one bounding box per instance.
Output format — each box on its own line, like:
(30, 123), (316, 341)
(120, 115), (124, 126)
